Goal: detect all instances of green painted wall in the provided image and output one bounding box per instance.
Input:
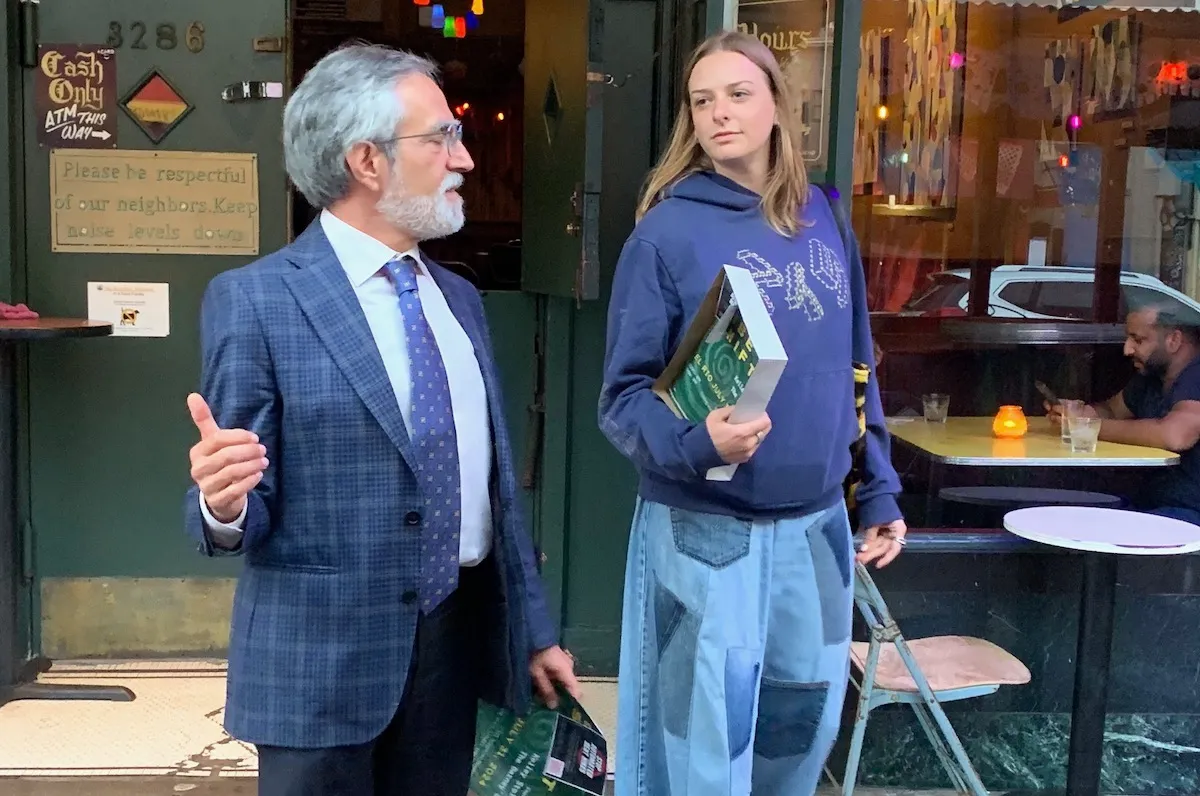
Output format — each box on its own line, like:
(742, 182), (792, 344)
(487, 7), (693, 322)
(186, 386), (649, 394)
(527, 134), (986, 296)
(21, 2), (288, 586)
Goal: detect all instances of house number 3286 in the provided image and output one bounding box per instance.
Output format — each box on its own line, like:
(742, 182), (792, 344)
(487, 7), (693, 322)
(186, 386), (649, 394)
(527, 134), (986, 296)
(105, 22), (205, 53)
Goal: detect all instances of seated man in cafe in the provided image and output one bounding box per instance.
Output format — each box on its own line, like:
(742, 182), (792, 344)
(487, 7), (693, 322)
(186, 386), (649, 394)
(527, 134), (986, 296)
(1047, 299), (1200, 524)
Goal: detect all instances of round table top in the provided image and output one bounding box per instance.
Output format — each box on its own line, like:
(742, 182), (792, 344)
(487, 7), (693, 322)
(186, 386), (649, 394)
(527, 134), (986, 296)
(1004, 506), (1200, 555)
(0, 318), (112, 341)
(940, 486), (1122, 508)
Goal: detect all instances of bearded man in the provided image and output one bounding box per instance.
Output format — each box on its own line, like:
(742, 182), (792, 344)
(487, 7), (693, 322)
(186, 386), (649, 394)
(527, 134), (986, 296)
(1048, 298), (1200, 524)
(180, 43), (578, 796)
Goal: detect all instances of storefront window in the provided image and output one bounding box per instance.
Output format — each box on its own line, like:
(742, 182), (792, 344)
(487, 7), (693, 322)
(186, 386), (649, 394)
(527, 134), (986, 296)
(736, 0), (836, 174)
(850, 0), (1200, 323)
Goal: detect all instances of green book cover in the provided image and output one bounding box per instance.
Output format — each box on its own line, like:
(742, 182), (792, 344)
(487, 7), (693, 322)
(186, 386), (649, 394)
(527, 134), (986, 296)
(470, 690), (608, 796)
(667, 306), (759, 423)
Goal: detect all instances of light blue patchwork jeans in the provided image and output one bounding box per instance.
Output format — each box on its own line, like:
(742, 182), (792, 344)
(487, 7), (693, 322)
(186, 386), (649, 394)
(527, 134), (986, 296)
(615, 498), (854, 796)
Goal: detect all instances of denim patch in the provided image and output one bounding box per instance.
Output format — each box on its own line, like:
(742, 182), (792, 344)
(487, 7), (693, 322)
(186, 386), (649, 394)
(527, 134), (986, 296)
(724, 648), (761, 760)
(808, 513), (853, 644)
(653, 579), (686, 658)
(670, 508), (752, 569)
(753, 678), (829, 760)
(659, 608), (701, 739)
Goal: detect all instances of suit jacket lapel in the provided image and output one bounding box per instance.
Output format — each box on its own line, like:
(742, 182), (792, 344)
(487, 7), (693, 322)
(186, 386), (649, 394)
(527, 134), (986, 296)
(283, 223), (419, 473)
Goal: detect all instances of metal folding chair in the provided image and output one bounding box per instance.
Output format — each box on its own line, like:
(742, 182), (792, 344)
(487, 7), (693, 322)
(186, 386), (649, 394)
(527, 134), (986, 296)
(826, 562), (1031, 795)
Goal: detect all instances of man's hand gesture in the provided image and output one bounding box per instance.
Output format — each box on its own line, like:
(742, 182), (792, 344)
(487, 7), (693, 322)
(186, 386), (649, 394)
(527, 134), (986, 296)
(187, 393), (268, 523)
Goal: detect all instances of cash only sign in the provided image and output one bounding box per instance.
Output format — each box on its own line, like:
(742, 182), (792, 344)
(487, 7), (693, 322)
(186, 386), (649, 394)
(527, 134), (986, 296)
(35, 44), (118, 148)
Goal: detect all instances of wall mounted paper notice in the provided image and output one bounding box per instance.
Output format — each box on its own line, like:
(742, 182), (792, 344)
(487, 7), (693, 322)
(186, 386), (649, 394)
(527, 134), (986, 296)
(87, 282), (169, 337)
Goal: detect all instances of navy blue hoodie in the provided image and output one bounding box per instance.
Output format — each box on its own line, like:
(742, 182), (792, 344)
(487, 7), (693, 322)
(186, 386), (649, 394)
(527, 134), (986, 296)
(598, 172), (902, 528)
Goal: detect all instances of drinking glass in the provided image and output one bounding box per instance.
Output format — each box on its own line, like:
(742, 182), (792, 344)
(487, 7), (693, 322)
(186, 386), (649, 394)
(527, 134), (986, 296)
(1058, 399), (1085, 443)
(923, 393), (949, 423)
(1068, 415), (1101, 454)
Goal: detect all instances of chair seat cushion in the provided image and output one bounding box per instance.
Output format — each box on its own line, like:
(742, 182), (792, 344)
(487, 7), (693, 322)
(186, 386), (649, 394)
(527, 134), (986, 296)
(849, 635), (1031, 693)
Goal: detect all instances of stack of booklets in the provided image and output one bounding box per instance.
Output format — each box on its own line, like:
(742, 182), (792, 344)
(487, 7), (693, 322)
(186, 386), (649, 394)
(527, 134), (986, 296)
(469, 690), (609, 796)
(653, 264), (788, 480)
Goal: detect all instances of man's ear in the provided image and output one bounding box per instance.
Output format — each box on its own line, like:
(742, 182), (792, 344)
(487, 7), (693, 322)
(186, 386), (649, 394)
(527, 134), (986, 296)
(1167, 328), (1185, 354)
(346, 142), (387, 195)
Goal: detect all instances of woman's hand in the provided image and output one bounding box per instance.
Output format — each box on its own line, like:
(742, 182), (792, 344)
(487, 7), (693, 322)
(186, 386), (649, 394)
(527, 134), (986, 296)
(706, 406), (772, 464)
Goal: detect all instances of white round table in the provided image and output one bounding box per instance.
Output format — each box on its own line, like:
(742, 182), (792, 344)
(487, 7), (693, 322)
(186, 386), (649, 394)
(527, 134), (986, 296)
(1004, 506), (1200, 796)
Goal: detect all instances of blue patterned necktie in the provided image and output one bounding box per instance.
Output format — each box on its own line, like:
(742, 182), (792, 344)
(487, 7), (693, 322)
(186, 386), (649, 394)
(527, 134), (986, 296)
(385, 254), (461, 611)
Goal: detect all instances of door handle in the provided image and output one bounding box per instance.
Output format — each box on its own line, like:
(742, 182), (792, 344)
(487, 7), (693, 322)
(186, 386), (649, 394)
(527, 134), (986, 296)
(221, 81), (284, 102)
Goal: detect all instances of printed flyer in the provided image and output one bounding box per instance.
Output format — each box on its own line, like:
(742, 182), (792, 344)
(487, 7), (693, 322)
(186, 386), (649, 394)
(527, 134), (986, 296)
(470, 690), (608, 796)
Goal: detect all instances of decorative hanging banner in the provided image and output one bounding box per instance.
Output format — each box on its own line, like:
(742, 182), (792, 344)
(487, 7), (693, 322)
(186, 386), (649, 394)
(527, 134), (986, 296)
(34, 44), (118, 148)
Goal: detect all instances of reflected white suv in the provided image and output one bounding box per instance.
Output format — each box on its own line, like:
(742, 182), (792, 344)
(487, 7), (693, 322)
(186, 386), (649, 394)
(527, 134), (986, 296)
(899, 265), (1200, 321)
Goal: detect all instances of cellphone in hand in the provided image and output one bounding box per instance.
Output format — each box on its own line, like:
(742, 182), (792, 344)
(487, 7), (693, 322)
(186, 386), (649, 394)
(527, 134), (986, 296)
(1035, 380), (1058, 405)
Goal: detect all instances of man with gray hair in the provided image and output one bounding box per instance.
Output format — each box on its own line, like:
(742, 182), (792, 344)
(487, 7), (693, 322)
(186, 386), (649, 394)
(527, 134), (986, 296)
(181, 42), (579, 795)
(1048, 297), (1200, 523)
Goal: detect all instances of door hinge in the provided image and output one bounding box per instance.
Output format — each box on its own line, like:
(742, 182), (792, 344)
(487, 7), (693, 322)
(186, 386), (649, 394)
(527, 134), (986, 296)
(18, 0), (40, 68)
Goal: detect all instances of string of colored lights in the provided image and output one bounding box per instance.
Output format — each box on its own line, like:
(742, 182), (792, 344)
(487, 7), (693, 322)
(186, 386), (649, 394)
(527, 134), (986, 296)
(412, 0), (483, 38)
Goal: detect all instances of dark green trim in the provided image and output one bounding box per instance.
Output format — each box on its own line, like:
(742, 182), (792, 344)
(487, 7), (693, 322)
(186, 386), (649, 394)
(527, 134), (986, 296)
(532, 296), (573, 637)
(706, 0), (729, 33)
(1, 0), (14, 300)
(828, 0), (861, 198)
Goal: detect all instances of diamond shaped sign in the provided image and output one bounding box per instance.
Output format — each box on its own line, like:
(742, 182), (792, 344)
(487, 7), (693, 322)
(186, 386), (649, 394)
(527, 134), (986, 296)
(121, 68), (193, 144)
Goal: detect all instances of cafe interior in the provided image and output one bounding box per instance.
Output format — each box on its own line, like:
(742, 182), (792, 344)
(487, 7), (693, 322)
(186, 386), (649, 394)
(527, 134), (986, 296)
(749, 0), (1200, 792)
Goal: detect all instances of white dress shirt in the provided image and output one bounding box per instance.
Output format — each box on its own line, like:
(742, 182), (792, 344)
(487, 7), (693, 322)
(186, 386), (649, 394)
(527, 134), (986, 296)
(200, 210), (494, 565)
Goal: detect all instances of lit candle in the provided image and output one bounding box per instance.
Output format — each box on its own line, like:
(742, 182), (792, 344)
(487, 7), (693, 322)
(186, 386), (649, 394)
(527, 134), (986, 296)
(992, 405), (1028, 438)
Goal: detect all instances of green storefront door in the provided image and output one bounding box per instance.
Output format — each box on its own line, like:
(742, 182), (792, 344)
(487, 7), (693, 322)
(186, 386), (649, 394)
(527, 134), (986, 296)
(520, 0), (718, 674)
(19, 0), (287, 656)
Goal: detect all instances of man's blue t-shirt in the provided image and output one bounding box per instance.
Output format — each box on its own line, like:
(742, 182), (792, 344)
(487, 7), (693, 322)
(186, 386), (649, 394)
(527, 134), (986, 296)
(1123, 356), (1200, 513)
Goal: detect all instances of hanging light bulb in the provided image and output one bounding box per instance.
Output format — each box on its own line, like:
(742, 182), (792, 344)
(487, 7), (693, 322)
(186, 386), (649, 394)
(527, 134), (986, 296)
(418, 5), (433, 25)
(413, 0), (430, 5)
(471, 0), (484, 13)
(442, 15), (455, 37)
(431, 4), (445, 27)
(466, 11), (480, 29)
(454, 15), (466, 37)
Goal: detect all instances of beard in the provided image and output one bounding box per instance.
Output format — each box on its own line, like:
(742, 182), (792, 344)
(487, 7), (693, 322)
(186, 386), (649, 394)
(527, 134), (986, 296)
(1137, 352), (1166, 379)
(376, 171), (465, 242)
(1136, 348), (1171, 378)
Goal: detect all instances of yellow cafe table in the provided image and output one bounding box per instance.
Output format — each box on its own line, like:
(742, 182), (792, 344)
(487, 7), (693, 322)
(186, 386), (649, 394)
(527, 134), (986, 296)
(885, 416), (1178, 526)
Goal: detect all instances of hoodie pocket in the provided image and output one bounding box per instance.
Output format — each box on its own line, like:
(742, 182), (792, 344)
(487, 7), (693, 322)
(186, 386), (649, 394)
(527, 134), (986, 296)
(748, 367), (856, 505)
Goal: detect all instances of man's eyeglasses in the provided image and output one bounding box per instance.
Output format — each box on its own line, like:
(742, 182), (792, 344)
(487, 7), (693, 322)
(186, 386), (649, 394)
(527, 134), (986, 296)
(382, 121), (464, 150)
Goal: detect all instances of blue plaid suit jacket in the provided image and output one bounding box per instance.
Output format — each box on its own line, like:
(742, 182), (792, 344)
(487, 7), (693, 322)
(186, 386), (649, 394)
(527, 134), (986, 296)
(183, 221), (557, 749)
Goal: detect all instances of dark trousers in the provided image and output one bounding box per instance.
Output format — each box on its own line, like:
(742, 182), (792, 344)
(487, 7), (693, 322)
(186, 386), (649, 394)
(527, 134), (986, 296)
(257, 560), (497, 796)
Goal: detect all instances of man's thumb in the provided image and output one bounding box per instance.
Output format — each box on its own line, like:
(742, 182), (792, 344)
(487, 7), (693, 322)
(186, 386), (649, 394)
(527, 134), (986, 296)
(187, 393), (220, 439)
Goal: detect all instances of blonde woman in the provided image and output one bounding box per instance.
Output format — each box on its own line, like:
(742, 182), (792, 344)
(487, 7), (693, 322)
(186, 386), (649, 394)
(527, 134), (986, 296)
(598, 31), (906, 795)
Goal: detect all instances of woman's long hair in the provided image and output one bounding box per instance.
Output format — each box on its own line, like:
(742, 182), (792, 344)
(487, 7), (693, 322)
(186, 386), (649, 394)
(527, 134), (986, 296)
(635, 30), (810, 237)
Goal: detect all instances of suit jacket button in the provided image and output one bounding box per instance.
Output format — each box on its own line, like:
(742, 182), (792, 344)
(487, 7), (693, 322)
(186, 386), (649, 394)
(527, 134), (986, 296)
(402, 590), (418, 605)
(404, 511), (422, 526)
